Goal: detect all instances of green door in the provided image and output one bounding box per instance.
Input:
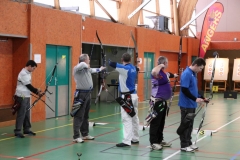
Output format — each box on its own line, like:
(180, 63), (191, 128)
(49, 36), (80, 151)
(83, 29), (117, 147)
(46, 45), (70, 118)
(144, 52), (154, 100)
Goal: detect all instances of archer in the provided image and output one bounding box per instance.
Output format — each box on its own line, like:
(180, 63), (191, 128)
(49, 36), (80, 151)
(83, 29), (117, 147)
(13, 60), (42, 138)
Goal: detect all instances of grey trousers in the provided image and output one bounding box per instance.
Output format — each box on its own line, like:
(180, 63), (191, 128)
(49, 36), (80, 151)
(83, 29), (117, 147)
(14, 97), (31, 134)
(73, 92), (91, 139)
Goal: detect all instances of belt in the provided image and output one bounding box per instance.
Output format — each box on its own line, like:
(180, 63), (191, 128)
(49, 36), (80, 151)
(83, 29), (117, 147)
(76, 89), (92, 93)
(121, 90), (135, 95)
(150, 96), (165, 102)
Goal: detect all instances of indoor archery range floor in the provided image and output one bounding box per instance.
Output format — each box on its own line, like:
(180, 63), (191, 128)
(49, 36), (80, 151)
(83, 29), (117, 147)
(0, 93), (240, 160)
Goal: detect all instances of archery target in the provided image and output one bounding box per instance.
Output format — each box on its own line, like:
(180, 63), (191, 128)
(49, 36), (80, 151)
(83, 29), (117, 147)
(204, 58), (229, 81)
(233, 59), (240, 80)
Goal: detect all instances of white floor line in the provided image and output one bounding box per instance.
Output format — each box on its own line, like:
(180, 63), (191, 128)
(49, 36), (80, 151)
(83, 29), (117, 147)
(213, 116), (240, 132)
(163, 116), (240, 160)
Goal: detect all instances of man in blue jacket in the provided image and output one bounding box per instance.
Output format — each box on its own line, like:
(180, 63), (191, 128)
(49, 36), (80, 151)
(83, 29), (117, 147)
(178, 57), (206, 152)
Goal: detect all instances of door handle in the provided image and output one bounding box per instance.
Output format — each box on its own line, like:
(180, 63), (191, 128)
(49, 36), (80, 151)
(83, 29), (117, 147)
(55, 77), (57, 85)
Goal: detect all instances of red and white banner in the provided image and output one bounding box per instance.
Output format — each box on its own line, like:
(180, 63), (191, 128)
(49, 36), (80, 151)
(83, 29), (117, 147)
(199, 2), (224, 58)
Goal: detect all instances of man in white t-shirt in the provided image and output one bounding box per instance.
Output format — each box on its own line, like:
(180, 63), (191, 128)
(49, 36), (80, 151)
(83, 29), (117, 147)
(14, 60), (42, 138)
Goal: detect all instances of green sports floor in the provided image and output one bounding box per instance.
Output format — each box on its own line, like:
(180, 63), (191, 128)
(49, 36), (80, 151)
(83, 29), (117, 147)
(0, 93), (240, 160)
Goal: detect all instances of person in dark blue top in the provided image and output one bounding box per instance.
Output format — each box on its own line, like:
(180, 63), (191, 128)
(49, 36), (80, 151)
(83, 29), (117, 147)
(178, 57), (206, 152)
(109, 53), (140, 147)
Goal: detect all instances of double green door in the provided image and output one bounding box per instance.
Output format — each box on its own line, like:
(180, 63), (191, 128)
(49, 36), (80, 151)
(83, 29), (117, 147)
(144, 52), (154, 100)
(46, 45), (70, 118)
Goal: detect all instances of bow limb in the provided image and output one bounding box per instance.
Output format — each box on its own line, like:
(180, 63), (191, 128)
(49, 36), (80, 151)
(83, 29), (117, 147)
(167, 36), (182, 116)
(28, 62), (58, 112)
(130, 31), (141, 91)
(131, 31), (139, 71)
(95, 30), (108, 104)
(209, 52), (218, 99)
(30, 94), (54, 112)
(194, 52), (218, 144)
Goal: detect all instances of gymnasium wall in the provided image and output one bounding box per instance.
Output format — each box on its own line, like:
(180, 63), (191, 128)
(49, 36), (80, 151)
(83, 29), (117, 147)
(0, 0), (200, 124)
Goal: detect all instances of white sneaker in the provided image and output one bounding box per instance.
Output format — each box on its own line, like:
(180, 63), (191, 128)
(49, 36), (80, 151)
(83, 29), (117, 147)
(190, 144), (199, 150)
(151, 143), (162, 150)
(160, 141), (172, 147)
(73, 138), (84, 143)
(181, 147), (194, 152)
(82, 135), (95, 140)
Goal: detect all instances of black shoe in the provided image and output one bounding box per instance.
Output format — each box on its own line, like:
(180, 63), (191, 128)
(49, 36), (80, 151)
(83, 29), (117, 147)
(116, 143), (130, 147)
(24, 131), (36, 136)
(15, 133), (25, 138)
(131, 141), (139, 144)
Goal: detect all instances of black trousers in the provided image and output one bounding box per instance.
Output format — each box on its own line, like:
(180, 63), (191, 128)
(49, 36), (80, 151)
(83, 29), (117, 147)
(149, 100), (167, 144)
(179, 107), (196, 148)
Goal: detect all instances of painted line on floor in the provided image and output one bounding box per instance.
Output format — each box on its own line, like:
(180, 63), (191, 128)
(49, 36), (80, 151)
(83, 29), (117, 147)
(229, 109), (240, 116)
(94, 126), (115, 129)
(23, 128), (121, 159)
(95, 128), (121, 138)
(36, 124), (73, 133)
(0, 102), (178, 142)
(163, 136), (207, 160)
(24, 142), (75, 159)
(68, 106), (149, 122)
(213, 116), (240, 132)
(0, 108), (138, 142)
(0, 154), (39, 160)
(0, 137), (16, 142)
(230, 150), (240, 160)
(163, 116), (240, 160)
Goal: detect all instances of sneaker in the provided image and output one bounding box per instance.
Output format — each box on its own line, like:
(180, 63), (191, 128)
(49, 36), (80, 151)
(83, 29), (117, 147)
(160, 141), (172, 147)
(116, 143), (130, 147)
(15, 133), (25, 138)
(151, 143), (162, 150)
(181, 147), (195, 152)
(24, 131), (36, 136)
(190, 144), (199, 150)
(73, 138), (84, 143)
(131, 140), (139, 144)
(82, 135), (94, 140)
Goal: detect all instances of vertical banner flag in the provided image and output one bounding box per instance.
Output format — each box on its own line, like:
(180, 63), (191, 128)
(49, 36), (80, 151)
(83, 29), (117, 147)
(199, 2), (224, 58)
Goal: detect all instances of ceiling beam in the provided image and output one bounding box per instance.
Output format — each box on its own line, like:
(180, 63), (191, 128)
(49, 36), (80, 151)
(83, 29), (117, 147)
(54, 0), (60, 10)
(142, 9), (159, 15)
(94, 0), (117, 23)
(118, 0), (143, 26)
(189, 27), (196, 38)
(89, 0), (95, 17)
(155, 0), (160, 14)
(139, 10), (144, 25)
(170, 0), (174, 33)
(109, 0), (121, 2)
(178, 0), (198, 36)
(115, 0), (122, 21)
(173, 0), (179, 35)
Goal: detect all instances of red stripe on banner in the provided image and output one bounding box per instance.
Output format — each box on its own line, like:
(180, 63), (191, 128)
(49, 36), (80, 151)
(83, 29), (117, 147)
(199, 2), (224, 58)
